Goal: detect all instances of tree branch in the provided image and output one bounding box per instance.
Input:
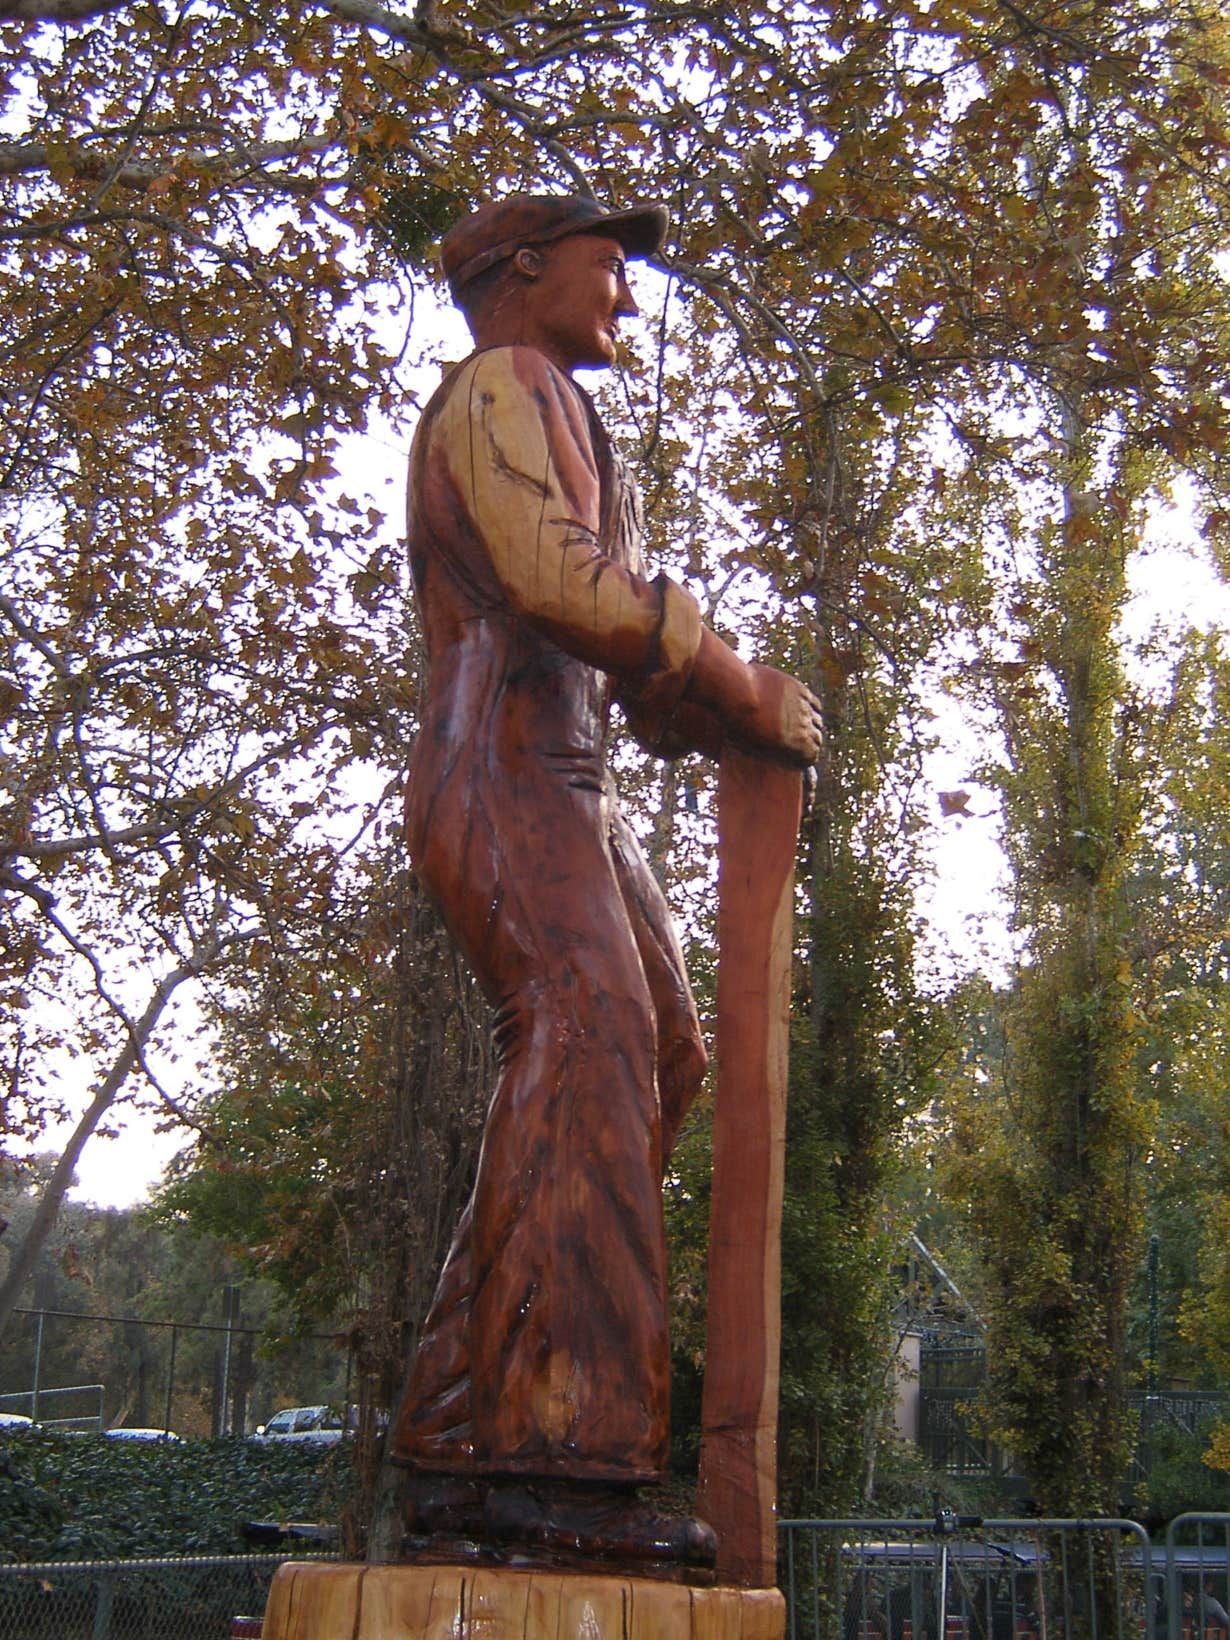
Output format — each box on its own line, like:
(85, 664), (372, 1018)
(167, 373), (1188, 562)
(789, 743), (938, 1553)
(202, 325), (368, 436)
(0, 726), (335, 863)
(0, 132), (343, 189)
(0, 932), (235, 1343)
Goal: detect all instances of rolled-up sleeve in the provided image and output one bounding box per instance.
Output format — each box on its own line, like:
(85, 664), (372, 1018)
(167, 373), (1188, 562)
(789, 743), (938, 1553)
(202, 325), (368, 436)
(433, 347), (701, 689)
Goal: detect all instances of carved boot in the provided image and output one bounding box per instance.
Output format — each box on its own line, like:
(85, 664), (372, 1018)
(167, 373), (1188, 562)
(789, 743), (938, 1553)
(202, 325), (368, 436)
(401, 1470), (487, 1541)
(483, 1479), (718, 1569)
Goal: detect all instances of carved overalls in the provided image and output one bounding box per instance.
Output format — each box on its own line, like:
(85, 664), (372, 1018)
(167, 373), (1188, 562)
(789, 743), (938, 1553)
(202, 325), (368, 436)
(392, 345), (706, 1483)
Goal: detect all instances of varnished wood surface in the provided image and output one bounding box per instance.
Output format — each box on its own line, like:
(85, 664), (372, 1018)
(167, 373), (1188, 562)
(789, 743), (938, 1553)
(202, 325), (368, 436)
(261, 1561), (786, 1639)
(697, 751), (802, 1588)
(393, 342), (709, 1482)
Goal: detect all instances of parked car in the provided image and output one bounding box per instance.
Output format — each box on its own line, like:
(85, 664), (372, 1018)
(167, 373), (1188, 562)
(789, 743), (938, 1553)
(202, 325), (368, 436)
(251, 1405), (348, 1445)
(102, 1426), (183, 1442)
(0, 1411), (35, 1432)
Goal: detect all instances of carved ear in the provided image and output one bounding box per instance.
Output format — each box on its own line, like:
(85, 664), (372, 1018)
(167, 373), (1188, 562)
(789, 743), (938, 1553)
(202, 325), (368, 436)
(513, 246), (543, 279)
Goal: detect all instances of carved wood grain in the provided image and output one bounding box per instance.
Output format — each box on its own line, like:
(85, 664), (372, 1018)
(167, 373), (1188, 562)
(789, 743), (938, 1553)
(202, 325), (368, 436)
(697, 749), (802, 1589)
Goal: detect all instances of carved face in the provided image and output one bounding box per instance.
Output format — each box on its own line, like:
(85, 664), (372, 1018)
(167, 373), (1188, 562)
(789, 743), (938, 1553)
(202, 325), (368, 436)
(520, 232), (640, 372)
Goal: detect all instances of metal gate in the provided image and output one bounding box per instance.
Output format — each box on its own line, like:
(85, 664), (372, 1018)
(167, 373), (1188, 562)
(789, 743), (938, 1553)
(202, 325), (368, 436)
(780, 1518), (1158, 1640)
(1163, 1514), (1230, 1640)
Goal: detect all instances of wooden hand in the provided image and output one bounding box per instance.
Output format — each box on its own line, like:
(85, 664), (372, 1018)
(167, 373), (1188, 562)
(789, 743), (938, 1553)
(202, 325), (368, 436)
(683, 627), (823, 767)
(743, 663), (824, 766)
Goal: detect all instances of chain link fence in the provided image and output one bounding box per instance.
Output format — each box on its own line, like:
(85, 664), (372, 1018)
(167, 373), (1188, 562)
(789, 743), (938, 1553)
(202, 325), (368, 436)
(0, 1552), (334, 1640)
(2, 1305), (352, 1439)
(4, 1516), (1229, 1639)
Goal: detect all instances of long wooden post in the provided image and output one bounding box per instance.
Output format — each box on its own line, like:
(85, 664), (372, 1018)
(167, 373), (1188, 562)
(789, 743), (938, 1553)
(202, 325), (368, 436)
(697, 748), (802, 1588)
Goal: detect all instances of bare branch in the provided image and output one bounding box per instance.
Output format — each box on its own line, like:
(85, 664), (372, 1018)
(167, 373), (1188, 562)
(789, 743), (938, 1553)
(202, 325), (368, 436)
(0, 929), (240, 1342)
(0, 726), (339, 863)
(0, 133), (342, 189)
(311, 0), (434, 50)
(0, 863), (56, 913)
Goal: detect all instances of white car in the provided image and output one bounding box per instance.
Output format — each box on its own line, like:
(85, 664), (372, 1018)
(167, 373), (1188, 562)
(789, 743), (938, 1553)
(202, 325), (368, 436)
(252, 1405), (347, 1445)
(0, 1411), (35, 1431)
(103, 1426), (183, 1442)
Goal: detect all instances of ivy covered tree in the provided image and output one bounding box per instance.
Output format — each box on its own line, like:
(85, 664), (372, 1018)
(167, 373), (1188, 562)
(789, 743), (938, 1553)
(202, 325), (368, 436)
(923, 0), (1230, 1510)
(1127, 636), (1230, 1434)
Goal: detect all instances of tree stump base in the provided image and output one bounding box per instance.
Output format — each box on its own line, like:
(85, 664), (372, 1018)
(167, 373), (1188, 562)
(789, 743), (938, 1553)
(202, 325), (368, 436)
(262, 1561), (785, 1638)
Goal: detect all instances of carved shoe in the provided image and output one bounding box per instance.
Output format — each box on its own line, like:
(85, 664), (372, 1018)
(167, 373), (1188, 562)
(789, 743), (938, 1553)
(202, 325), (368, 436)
(401, 1470), (487, 1539)
(483, 1481), (718, 1568)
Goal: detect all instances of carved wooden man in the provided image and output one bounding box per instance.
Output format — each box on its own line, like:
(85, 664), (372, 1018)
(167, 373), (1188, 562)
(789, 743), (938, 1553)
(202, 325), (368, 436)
(391, 194), (822, 1569)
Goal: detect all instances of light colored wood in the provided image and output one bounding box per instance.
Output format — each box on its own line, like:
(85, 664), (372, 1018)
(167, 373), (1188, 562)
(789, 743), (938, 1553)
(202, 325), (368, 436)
(357, 1563), (438, 1631)
(623, 1576), (691, 1638)
(261, 1562), (786, 1639)
(697, 751), (802, 1588)
(470, 1566), (532, 1633)
(262, 1561), (362, 1639)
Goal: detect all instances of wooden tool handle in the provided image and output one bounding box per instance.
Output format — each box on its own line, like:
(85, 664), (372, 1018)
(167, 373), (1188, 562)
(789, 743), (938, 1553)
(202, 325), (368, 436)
(697, 748), (803, 1589)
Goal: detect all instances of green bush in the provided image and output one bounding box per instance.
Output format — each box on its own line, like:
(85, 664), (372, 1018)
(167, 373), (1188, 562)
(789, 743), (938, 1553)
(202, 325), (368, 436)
(0, 1431), (353, 1562)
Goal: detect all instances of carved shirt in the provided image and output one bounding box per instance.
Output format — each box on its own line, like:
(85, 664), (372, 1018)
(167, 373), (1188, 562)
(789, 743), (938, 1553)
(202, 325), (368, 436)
(406, 345), (702, 771)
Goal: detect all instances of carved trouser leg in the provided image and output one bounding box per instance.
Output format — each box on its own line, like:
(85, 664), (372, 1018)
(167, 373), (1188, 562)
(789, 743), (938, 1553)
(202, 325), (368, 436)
(393, 765), (705, 1482)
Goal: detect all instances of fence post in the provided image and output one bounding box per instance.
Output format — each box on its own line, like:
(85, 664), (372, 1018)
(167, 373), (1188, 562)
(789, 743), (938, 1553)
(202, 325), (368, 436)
(218, 1285), (238, 1436)
(90, 1572), (114, 1640)
(31, 1308), (44, 1421)
(163, 1325), (178, 1436)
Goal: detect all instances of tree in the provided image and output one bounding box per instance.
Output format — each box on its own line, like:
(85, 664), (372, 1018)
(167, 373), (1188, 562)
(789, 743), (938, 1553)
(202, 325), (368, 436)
(927, 0), (1230, 1511)
(0, 1156), (334, 1434)
(3, 0), (965, 1509)
(1126, 635), (1230, 1410)
(153, 840), (492, 1544)
(1, 0), (421, 1334)
(156, 843), (488, 1359)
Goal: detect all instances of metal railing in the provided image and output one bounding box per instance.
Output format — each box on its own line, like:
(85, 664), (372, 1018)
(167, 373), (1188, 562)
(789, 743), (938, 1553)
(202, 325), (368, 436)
(918, 1397), (1008, 1478)
(1164, 1515), (1230, 1640)
(780, 1517), (1157, 1640)
(2, 1305), (352, 1440)
(0, 1384), (104, 1431)
(0, 1552), (334, 1640)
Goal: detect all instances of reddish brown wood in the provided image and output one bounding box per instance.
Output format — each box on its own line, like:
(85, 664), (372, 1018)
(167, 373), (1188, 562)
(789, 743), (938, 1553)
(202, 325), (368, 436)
(387, 196), (825, 1575)
(697, 749), (802, 1589)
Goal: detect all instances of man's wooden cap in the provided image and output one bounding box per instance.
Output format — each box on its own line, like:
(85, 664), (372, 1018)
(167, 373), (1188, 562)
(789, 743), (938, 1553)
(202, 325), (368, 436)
(441, 194), (669, 300)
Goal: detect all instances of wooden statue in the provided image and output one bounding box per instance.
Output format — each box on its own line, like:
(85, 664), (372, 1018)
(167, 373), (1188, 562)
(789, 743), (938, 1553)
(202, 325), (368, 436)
(389, 194), (823, 1578)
